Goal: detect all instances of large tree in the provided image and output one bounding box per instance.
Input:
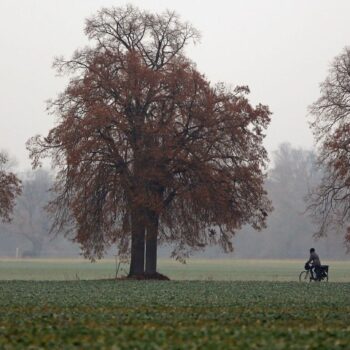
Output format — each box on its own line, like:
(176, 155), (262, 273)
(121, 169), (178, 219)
(309, 47), (350, 244)
(0, 152), (21, 223)
(28, 5), (271, 277)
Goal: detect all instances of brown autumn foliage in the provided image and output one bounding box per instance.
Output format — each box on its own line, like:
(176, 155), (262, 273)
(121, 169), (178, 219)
(309, 47), (350, 246)
(0, 152), (21, 223)
(27, 5), (271, 277)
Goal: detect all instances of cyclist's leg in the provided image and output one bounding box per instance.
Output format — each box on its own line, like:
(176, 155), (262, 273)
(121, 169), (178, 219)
(315, 266), (321, 280)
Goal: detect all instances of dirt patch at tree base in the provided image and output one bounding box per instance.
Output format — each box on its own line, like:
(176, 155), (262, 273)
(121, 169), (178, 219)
(118, 272), (170, 280)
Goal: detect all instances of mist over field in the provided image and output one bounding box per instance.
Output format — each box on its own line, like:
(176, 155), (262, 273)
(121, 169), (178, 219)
(0, 144), (347, 261)
(1, 1), (350, 263)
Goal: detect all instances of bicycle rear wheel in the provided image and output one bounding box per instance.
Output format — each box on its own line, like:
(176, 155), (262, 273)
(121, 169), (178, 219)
(299, 270), (310, 282)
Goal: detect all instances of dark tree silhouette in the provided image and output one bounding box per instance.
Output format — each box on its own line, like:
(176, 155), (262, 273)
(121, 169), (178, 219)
(27, 5), (271, 277)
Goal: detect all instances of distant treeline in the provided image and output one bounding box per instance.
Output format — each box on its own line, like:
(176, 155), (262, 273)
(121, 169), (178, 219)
(0, 143), (348, 260)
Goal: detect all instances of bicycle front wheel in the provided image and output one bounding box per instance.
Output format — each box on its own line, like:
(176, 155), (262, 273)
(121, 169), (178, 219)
(299, 270), (310, 282)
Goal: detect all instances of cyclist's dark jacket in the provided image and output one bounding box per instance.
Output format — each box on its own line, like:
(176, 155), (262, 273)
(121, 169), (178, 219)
(307, 252), (321, 267)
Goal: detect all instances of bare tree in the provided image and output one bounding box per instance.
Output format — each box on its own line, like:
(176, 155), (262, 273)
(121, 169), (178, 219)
(309, 47), (350, 244)
(85, 5), (200, 70)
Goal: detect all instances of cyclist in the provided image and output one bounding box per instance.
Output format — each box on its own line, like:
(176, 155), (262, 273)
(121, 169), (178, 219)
(305, 248), (321, 280)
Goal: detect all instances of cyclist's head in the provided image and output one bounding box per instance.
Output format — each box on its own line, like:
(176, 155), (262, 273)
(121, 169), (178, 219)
(310, 248), (315, 253)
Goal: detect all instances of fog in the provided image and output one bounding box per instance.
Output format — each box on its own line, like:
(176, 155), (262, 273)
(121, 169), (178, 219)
(1, 1), (350, 259)
(1, 1), (350, 168)
(0, 144), (348, 260)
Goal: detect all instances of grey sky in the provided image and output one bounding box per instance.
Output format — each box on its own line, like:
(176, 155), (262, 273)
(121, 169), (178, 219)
(1, 0), (350, 169)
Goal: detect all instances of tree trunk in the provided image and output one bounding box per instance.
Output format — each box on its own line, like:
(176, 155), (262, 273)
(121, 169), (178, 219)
(129, 207), (145, 276)
(145, 211), (158, 275)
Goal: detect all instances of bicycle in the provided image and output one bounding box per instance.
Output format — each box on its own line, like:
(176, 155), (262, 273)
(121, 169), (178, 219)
(299, 263), (329, 282)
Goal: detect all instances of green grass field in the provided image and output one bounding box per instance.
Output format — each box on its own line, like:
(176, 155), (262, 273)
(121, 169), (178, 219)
(1, 280), (350, 349)
(1, 258), (350, 281)
(1, 259), (350, 349)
